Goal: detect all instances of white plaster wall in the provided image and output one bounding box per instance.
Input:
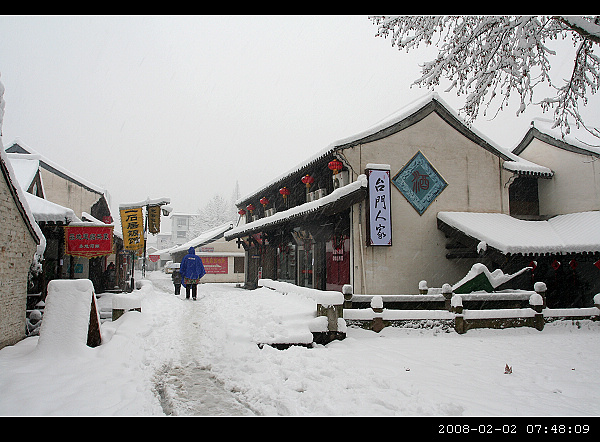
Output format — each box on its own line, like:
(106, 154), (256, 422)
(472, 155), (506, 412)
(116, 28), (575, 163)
(345, 112), (509, 295)
(517, 139), (600, 216)
(40, 168), (102, 219)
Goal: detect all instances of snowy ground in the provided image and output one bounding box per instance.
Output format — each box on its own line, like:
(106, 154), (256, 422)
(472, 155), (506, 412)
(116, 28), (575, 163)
(1, 270), (600, 418)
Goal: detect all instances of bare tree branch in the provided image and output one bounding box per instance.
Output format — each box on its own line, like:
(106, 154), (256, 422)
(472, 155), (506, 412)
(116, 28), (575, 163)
(370, 15), (599, 139)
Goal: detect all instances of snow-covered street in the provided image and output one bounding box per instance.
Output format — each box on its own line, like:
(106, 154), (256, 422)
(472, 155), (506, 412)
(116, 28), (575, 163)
(1, 270), (600, 417)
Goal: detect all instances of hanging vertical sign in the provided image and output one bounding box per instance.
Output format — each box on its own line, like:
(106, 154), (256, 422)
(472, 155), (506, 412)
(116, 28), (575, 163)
(120, 207), (145, 251)
(367, 165), (392, 246)
(147, 205), (161, 234)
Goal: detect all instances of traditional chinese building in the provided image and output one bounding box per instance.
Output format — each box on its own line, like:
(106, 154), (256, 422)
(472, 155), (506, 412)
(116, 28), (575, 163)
(226, 93), (600, 307)
(5, 140), (121, 294)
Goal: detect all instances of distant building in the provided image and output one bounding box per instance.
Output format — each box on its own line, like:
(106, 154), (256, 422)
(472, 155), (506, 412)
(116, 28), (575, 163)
(170, 212), (195, 246)
(170, 223), (244, 284)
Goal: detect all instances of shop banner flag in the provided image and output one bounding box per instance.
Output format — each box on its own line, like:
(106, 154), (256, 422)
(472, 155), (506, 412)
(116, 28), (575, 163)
(120, 207), (145, 251)
(64, 225), (114, 257)
(147, 205), (161, 234)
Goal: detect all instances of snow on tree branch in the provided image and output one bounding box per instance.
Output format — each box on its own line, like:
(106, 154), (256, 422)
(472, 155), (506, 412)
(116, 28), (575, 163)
(370, 16), (600, 139)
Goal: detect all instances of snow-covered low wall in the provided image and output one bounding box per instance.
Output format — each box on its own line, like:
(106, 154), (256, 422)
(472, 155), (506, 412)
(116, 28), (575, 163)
(258, 279), (343, 306)
(258, 279), (346, 345)
(111, 281), (152, 320)
(345, 291), (600, 334)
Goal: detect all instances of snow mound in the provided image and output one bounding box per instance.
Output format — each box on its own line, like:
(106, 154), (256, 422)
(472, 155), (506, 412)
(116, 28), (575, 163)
(36, 279), (100, 356)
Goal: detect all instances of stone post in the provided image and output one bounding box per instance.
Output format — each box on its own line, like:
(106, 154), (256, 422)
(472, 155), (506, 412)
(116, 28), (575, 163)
(342, 284), (353, 309)
(529, 292), (545, 331)
(442, 283), (453, 311)
(371, 295), (384, 332)
(452, 294), (465, 334)
(534, 282), (547, 308)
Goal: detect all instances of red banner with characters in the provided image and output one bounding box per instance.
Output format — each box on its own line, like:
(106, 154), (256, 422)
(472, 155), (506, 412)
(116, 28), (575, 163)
(64, 225), (114, 258)
(202, 256), (228, 274)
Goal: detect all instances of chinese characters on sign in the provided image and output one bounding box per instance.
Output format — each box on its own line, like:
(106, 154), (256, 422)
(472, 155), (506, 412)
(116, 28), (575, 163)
(64, 225), (114, 257)
(203, 256), (229, 274)
(147, 205), (161, 234)
(120, 207), (145, 252)
(392, 151), (448, 215)
(367, 167), (392, 246)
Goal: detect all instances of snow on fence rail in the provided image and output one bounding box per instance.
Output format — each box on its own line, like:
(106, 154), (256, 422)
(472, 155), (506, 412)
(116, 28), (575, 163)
(345, 283), (600, 334)
(259, 279), (600, 338)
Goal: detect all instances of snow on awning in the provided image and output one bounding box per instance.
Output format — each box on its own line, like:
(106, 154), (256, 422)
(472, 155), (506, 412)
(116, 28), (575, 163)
(501, 158), (553, 178)
(437, 211), (600, 255)
(170, 222), (233, 254)
(24, 192), (80, 224)
(226, 175), (368, 240)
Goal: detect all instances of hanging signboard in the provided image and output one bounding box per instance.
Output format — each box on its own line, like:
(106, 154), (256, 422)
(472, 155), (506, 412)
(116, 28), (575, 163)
(64, 225), (114, 258)
(147, 205), (161, 234)
(202, 256), (229, 274)
(120, 207), (145, 251)
(392, 151), (448, 215)
(367, 166), (392, 246)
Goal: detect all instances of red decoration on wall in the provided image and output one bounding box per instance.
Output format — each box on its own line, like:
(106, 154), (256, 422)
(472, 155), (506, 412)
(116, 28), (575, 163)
(301, 175), (314, 188)
(279, 187), (290, 199)
(569, 259), (578, 270)
(328, 159), (343, 175)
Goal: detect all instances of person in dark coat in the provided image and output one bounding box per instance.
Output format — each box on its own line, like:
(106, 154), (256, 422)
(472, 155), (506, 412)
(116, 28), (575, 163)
(179, 247), (206, 300)
(171, 267), (182, 296)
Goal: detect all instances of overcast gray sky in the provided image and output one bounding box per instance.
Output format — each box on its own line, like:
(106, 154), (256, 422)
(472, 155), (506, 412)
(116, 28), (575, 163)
(1, 15), (598, 228)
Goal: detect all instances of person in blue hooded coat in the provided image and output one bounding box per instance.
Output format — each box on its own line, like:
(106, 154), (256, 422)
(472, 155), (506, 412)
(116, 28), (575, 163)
(179, 247), (206, 300)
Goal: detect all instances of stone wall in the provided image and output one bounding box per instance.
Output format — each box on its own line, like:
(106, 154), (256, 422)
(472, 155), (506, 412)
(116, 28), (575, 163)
(0, 171), (38, 349)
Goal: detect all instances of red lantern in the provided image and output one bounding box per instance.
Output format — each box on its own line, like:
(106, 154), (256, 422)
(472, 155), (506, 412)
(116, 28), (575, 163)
(301, 174), (314, 188)
(569, 259), (578, 270)
(260, 197), (269, 207)
(238, 209), (246, 216)
(328, 159), (343, 175)
(246, 204), (255, 213)
(279, 187), (290, 199)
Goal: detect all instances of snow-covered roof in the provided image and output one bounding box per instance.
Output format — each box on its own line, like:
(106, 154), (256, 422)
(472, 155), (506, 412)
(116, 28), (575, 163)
(4, 138), (109, 197)
(119, 197), (171, 210)
(513, 117), (600, 158)
(170, 222), (233, 254)
(437, 211), (600, 255)
(237, 93), (552, 205)
(5, 152), (42, 192)
(24, 192), (80, 224)
(0, 145), (45, 258)
(226, 174), (368, 240)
